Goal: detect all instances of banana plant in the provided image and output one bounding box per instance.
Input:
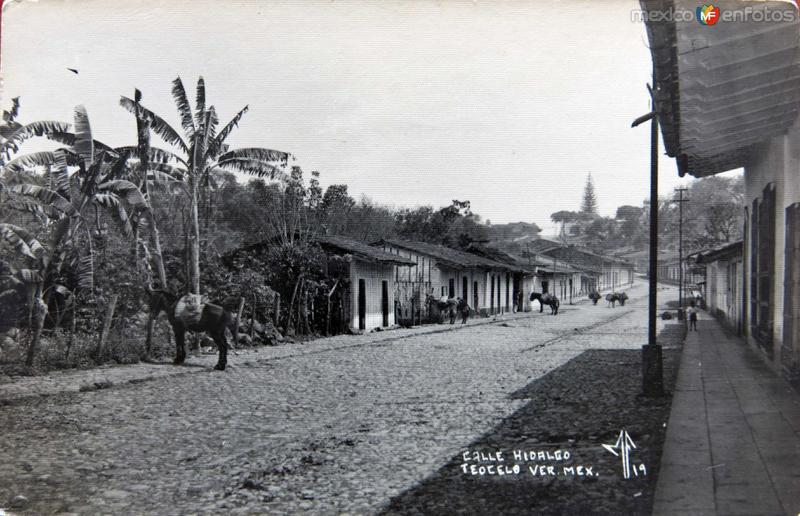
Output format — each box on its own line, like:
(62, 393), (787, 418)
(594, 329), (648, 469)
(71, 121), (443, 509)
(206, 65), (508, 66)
(2, 105), (149, 366)
(0, 97), (71, 166)
(0, 223), (64, 366)
(120, 77), (291, 295)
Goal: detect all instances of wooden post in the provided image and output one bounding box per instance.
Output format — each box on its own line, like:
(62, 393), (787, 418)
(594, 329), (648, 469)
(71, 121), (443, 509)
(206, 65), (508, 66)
(273, 293), (281, 328)
(326, 280), (339, 336)
(302, 290), (311, 335)
(66, 300), (77, 363)
(96, 294), (119, 362)
(286, 275), (303, 333)
(249, 294), (256, 341)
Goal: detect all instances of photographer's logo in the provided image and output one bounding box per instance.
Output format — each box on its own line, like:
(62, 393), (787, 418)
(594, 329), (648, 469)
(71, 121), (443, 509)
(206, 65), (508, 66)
(602, 429), (647, 479)
(697, 4), (721, 25)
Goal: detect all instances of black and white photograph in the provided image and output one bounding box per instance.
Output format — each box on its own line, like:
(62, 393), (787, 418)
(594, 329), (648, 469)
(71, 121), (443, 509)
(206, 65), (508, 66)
(0, 0), (798, 514)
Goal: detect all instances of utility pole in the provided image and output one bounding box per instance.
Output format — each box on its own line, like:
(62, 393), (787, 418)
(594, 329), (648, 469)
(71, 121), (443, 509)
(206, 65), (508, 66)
(632, 75), (664, 397)
(673, 187), (689, 319)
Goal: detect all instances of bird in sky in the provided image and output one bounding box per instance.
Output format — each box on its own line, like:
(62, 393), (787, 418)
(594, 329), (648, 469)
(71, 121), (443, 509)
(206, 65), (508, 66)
(67, 68), (78, 74)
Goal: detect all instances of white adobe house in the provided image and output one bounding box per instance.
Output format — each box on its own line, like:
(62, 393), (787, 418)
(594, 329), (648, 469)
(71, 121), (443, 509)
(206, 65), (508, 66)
(695, 242), (745, 334)
(315, 236), (415, 332)
(372, 239), (518, 320)
(642, 0), (800, 381)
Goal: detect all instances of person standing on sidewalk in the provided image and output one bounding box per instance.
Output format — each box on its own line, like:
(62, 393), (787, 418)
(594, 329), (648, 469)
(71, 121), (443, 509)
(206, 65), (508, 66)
(687, 301), (698, 331)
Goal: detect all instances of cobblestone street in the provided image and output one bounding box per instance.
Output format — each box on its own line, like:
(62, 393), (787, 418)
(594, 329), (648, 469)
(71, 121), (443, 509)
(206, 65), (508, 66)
(1, 281), (675, 515)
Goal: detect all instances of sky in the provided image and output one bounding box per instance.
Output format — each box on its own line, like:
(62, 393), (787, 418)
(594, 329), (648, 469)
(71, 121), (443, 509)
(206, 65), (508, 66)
(0, 0), (715, 235)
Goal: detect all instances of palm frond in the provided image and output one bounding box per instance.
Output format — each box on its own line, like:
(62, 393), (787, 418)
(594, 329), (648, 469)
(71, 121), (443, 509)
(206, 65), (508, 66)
(214, 105), (249, 148)
(45, 131), (116, 154)
(218, 147), (290, 164)
(3, 97), (21, 123)
(195, 77), (206, 128)
(1, 120), (71, 154)
(105, 151), (132, 181)
(120, 97), (188, 154)
(77, 253), (94, 291)
(11, 198), (62, 222)
(94, 193), (134, 237)
(97, 179), (146, 206)
(171, 77), (196, 137)
(215, 158), (284, 179)
(3, 151), (45, 172)
(114, 146), (186, 166)
(50, 150), (72, 196)
(73, 105), (95, 167)
(147, 163), (186, 182)
(92, 192), (121, 208)
(201, 107), (218, 162)
(9, 184), (78, 217)
(0, 223), (46, 261)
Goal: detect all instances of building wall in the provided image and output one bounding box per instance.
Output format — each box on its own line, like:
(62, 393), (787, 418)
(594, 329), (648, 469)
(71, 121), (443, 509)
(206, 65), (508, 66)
(520, 274), (540, 312)
(706, 255), (743, 334)
(480, 270), (514, 316)
(542, 272), (582, 304)
(657, 262), (703, 288)
(348, 260), (396, 331)
(378, 244), (512, 320)
(597, 264), (635, 292)
(744, 115), (800, 377)
(427, 264), (487, 315)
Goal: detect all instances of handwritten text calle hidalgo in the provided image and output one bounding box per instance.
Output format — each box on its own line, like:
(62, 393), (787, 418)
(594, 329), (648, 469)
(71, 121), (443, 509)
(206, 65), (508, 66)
(460, 449), (599, 478)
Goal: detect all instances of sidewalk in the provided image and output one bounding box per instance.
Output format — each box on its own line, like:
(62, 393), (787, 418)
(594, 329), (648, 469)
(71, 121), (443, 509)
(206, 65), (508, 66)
(653, 312), (800, 515)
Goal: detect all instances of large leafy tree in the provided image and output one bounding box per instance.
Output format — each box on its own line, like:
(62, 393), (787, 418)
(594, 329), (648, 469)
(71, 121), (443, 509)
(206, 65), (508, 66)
(120, 77), (291, 295)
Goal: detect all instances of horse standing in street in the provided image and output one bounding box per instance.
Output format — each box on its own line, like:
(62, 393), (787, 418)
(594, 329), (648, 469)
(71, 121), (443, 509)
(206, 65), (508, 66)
(457, 297), (471, 324)
(588, 291), (601, 305)
(606, 292), (629, 308)
(530, 292), (560, 315)
(426, 295), (458, 324)
(147, 289), (236, 370)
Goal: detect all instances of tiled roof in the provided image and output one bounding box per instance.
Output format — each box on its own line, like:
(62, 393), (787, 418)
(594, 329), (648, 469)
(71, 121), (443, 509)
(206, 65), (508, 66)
(524, 238), (564, 254)
(540, 245), (632, 272)
(373, 239), (516, 271)
(467, 244), (585, 275)
(693, 241), (743, 264)
(316, 235), (416, 265)
(227, 234), (416, 266)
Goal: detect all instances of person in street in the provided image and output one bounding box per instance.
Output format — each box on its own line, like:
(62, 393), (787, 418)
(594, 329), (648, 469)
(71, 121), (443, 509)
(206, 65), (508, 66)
(687, 300), (698, 331)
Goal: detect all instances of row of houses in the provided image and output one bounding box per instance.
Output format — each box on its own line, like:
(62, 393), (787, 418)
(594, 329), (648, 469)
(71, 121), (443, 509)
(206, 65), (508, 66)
(654, 254), (706, 291)
(641, 0), (800, 384)
(314, 235), (634, 333)
(693, 242), (745, 335)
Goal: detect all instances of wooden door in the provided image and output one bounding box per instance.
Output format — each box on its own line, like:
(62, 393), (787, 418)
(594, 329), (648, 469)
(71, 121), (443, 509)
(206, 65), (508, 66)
(381, 280), (389, 327)
(783, 203), (800, 378)
(358, 279), (366, 331)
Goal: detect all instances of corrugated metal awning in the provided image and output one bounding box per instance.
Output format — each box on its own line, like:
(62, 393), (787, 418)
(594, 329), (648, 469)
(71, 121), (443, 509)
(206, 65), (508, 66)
(641, 0), (800, 177)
